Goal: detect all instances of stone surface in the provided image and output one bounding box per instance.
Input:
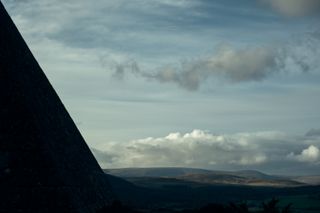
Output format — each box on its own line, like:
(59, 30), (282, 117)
(0, 2), (114, 212)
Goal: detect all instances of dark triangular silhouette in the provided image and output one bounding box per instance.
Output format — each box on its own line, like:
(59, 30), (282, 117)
(0, 2), (114, 212)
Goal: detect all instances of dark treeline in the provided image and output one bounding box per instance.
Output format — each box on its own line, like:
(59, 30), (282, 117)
(96, 198), (292, 213)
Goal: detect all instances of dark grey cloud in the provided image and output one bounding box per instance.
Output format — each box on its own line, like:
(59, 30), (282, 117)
(305, 128), (320, 137)
(147, 45), (277, 90)
(3, 0), (299, 54)
(111, 60), (140, 81)
(109, 32), (320, 91)
(107, 45), (278, 91)
(260, 0), (320, 17)
(92, 129), (320, 175)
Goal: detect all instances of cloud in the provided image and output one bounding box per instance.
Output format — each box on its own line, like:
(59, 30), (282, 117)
(109, 45), (278, 91)
(156, 0), (197, 8)
(110, 32), (320, 91)
(111, 60), (140, 80)
(90, 148), (119, 164)
(305, 128), (320, 137)
(4, 0), (320, 92)
(261, 0), (320, 17)
(150, 45), (277, 90)
(92, 129), (320, 175)
(287, 145), (320, 162)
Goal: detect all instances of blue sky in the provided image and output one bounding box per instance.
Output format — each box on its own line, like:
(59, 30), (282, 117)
(3, 0), (320, 174)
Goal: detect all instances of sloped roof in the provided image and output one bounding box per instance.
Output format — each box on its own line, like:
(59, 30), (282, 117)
(0, 2), (114, 212)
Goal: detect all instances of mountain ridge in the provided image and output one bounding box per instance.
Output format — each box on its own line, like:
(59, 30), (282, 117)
(104, 167), (319, 187)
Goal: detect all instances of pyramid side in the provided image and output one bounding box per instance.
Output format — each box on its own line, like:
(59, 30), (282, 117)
(0, 3), (114, 213)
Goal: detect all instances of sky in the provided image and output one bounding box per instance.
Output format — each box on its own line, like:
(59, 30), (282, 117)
(2, 0), (320, 175)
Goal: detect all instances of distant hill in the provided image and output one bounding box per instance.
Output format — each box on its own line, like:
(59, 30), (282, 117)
(104, 167), (305, 187)
(293, 175), (320, 185)
(232, 170), (282, 180)
(103, 168), (320, 211)
(104, 167), (211, 177)
(178, 173), (303, 187)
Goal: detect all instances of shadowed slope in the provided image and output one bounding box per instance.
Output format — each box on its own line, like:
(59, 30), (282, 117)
(0, 2), (114, 212)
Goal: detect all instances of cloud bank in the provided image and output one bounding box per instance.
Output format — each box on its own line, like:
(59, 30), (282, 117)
(4, 0), (319, 92)
(305, 128), (320, 137)
(147, 45), (277, 91)
(92, 129), (320, 175)
(108, 45), (276, 91)
(261, 0), (320, 17)
(110, 32), (320, 91)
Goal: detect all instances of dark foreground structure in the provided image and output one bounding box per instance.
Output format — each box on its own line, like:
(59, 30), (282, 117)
(0, 2), (114, 212)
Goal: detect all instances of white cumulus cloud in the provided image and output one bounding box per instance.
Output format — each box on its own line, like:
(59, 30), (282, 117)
(92, 129), (320, 174)
(288, 145), (320, 162)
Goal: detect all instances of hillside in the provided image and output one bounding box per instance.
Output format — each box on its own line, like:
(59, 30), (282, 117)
(104, 167), (211, 177)
(102, 170), (320, 211)
(104, 167), (306, 187)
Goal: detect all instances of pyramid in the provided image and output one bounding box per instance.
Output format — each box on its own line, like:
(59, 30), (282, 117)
(0, 3), (114, 213)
